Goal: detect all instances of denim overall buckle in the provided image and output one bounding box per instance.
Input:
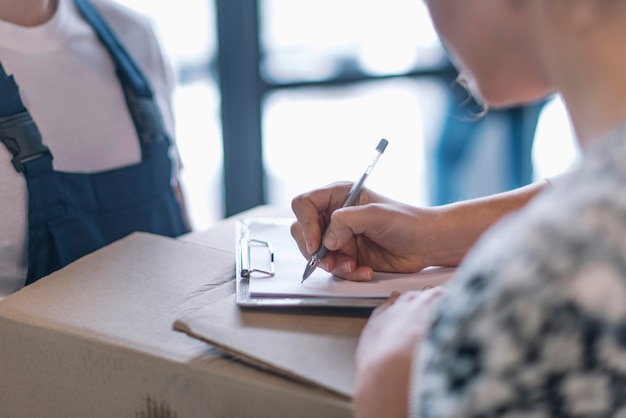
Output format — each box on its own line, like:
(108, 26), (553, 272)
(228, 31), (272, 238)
(0, 112), (52, 172)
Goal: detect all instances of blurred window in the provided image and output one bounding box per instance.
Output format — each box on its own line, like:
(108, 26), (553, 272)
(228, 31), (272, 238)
(116, 0), (578, 228)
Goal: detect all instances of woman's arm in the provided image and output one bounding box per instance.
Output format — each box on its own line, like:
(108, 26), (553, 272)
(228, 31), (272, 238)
(291, 180), (549, 281)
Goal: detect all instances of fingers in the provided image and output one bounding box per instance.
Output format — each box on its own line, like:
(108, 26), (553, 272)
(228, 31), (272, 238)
(292, 183), (391, 280)
(371, 290), (401, 315)
(290, 221), (312, 259)
(399, 286), (444, 305)
(291, 218), (365, 279)
(388, 290), (402, 302)
(291, 197), (324, 256)
(331, 253), (373, 282)
(322, 203), (386, 251)
(291, 182), (352, 255)
(371, 287), (444, 318)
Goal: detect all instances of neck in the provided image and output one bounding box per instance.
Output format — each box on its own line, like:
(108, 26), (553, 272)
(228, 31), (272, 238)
(562, 78), (626, 148)
(0, 0), (58, 27)
(558, 20), (626, 147)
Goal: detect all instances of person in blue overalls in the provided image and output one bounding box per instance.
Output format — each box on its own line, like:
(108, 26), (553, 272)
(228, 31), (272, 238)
(0, 0), (189, 298)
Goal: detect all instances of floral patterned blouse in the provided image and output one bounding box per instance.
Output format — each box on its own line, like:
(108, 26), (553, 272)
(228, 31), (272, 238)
(412, 124), (626, 418)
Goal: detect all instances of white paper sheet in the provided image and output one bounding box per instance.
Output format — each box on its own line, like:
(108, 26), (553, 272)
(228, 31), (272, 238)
(244, 219), (456, 298)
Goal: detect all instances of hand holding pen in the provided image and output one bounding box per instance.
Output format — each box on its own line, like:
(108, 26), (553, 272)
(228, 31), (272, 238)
(301, 139), (388, 283)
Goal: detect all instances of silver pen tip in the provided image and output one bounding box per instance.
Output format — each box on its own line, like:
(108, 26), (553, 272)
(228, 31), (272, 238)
(301, 257), (318, 283)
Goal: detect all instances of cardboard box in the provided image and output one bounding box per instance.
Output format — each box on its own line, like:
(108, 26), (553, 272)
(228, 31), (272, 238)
(0, 231), (352, 417)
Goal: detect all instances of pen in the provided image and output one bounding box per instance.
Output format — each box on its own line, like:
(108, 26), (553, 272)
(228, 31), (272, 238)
(301, 138), (389, 283)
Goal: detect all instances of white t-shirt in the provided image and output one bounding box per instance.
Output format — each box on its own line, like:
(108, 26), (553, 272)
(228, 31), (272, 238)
(0, 0), (179, 298)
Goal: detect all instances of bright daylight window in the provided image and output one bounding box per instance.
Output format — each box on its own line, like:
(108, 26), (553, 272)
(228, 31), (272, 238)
(117, 0), (578, 231)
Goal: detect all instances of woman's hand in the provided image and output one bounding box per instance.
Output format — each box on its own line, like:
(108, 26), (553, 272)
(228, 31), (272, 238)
(291, 182), (447, 281)
(354, 287), (444, 418)
(291, 180), (546, 281)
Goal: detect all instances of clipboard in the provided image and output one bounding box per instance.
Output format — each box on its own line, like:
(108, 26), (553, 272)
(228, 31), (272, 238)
(235, 218), (455, 309)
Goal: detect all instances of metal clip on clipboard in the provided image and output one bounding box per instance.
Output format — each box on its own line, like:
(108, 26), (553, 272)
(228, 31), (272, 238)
(239, 238), (275, 278)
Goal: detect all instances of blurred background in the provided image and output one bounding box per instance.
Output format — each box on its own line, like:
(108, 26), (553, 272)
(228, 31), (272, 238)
(115, 0), (580, 232)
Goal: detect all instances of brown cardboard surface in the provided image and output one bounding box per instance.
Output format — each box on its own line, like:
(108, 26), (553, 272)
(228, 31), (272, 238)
(0, 231), (352, 417)
(0, 233), (234, 360)
(174, 293), (369, 398)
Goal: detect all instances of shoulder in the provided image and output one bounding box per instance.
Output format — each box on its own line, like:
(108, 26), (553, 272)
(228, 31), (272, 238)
(86, 0), (166, 77)
(84, 0), (177, 136)
(445, 135), (626, 329)
(90, 0), (155, 40)
(89, 0), (168, 75)
(412, 130), (626, 417)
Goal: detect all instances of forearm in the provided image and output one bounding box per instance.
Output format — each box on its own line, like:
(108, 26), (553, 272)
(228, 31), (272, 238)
(425, 180), (549, 267)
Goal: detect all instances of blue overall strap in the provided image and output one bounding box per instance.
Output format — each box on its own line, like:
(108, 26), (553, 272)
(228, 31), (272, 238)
(0, 63), (27, 116)
(0, 63), (52, 172)
(72, 0), (152, 99)
(73, 0), (168, 148)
